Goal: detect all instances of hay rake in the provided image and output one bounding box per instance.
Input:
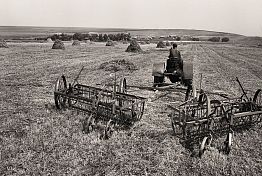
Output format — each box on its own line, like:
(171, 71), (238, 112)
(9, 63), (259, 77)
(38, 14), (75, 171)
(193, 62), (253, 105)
(169, 77), (262, 157)
(53, 67), (146, 139)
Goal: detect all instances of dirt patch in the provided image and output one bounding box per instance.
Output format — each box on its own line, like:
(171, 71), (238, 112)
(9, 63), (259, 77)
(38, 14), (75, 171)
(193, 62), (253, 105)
(99, 59), (138, 72)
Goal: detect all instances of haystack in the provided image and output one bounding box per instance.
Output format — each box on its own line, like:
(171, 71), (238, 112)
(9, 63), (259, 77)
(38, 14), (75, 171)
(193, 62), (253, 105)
(72, 40), (81, 46)
(0, 40), (8, 48)
(106, 40), (114, 46)
(146, 40), (150, 44)
(47, 38), (53, 43)
(99, 59), (138, 72)
(125, 40), (142, 52)
(156, 41), (166, 48)
(52, 40), (65, 50)
(166, 41), (171, 46)
(140, 41), (146, 45)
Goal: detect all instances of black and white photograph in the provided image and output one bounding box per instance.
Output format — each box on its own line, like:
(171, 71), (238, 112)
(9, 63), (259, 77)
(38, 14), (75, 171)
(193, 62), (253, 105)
(1, 0), (262, 175)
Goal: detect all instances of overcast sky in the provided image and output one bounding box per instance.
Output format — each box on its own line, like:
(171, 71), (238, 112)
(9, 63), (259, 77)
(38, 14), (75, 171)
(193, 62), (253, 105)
(1, 0), (262, 36)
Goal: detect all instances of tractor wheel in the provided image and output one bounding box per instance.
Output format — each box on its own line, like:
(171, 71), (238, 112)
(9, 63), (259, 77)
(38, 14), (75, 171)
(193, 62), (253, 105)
(153, 76), (164, 87)
(183, 79), (193, 101)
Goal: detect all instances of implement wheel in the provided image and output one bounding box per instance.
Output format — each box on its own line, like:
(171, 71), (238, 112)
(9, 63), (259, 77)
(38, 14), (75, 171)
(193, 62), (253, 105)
(199, 135), (212, 157)
(153, 76), (164, 87)
(170, 115), (182, 135)
(83, 114), (95, 134)
(253, 89), (262, 109)
(54, 75), (67, 109)
(103, 119), (115, 140)
(224, 132), (233, 154)
(119, 77), (127, 94)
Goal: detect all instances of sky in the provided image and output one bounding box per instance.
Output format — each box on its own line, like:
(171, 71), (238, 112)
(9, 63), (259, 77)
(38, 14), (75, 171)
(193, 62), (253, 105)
(0, 0), (262, 36)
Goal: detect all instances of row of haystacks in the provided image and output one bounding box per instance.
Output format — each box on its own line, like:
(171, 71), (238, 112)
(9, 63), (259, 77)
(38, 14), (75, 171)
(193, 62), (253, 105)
(99, 59), (138, 72)
(105, 40), (143, 52)
(1, 38), (143, 52)
(51, 40), (81, 50)
(0, 40), (9, 48)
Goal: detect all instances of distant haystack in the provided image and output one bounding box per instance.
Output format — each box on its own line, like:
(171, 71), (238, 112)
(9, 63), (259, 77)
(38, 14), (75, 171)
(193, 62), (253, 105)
(221, 37), (229, 42)
(140, 41), (146, 45)
(156, 41), (166, 48)
(52, 40), (65, 50)
(84, 38), (90, 43)
(165, 41), (171, 46)
(47, 38), (53, 43)
(146, 40), (150, 44)
(0, 40), (8, 48)
(125, 40), (143, 53)
(106, 40), (115, 46)
(72, 40), (81, 46)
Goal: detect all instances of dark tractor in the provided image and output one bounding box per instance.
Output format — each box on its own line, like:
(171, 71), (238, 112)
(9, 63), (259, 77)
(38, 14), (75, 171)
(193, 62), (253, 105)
(152, 58), (193, 100)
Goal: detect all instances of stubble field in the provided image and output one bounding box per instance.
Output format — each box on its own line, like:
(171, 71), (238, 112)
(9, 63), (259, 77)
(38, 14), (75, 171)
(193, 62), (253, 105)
(0, 41), (262, 175)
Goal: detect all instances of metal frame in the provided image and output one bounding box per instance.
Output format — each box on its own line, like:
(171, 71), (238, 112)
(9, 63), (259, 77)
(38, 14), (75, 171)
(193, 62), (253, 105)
(169, 85), (262, 157)
(54, 75), (146, 139)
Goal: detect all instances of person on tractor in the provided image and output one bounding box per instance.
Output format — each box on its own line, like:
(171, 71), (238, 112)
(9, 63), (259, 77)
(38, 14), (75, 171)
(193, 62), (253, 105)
(166, 43), (183, 83)
(166, 43), (192, 100)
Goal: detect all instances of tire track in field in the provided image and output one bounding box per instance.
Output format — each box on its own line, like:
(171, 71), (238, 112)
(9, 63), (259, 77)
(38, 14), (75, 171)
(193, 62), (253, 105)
(206, 45), (262, 91)
(207, 45), (262, 80)
(193, 44), (243, 97)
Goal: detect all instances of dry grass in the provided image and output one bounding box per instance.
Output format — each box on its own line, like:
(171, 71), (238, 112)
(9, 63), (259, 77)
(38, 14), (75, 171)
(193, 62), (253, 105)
(0, 41), (262, 175)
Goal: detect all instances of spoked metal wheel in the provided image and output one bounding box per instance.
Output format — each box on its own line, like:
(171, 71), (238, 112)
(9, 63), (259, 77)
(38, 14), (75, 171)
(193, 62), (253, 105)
(54, 75), (67, 109)
(170, 115), (182, 135)
(103, 119), (115, 140)
(253, 89), (262, 110)
(199, 135), (213, 157)
(119, 77), (127, 94)
(224, 132), (233, 154)
(83, 114), (95, 134)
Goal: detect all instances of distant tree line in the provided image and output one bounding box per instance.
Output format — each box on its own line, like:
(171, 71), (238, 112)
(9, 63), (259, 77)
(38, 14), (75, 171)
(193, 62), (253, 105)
(208, 37), (230, 42)
(73, 32), (132, 42)
(35, 32), (132, 42)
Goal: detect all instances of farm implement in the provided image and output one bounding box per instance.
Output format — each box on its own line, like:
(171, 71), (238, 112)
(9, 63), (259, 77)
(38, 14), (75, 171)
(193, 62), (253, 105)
(169, 77), (262, 157)
(53, 67), (146, 139)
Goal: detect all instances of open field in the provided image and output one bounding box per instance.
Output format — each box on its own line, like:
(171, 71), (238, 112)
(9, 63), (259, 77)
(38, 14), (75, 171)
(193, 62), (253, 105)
(1, 40), (262, 175)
